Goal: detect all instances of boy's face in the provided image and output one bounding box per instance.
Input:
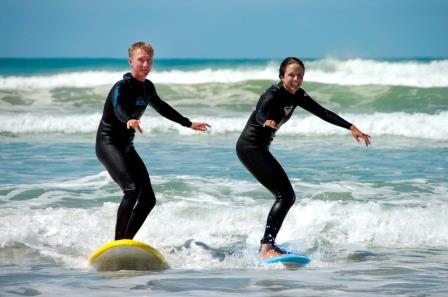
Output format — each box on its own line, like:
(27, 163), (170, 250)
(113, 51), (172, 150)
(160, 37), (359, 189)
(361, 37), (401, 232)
(129, 48), (153, 81)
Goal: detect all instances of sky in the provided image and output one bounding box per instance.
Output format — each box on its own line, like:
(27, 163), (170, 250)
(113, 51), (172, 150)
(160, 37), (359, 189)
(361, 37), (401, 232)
(0, 0), (447, 59)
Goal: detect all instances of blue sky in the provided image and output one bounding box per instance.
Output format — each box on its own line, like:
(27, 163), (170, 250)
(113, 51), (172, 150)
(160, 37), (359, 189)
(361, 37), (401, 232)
(1, 0), (447, 59)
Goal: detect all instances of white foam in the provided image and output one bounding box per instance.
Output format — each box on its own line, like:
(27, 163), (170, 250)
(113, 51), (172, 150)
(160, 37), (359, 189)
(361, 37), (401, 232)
(279, 111), (448, 140)
(1, 174), (447, 269)
(306, 58), (448, 88)
(0, 71), (123, 90)
(0, 112), (102, 134)
(1, 194), (447, 269)
(285, 199), (448, 250)
(1, 111), (447, 140)
(0, 172), (115, 208)
(1, 59), (447, 89)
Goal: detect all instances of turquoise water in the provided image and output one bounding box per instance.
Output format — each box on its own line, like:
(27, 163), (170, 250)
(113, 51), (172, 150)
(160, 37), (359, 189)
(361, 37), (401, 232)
(1, 58), (448, 296)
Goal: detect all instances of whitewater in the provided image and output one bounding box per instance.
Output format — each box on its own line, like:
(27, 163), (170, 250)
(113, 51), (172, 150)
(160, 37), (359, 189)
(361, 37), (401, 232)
(1, 57), (448, 297)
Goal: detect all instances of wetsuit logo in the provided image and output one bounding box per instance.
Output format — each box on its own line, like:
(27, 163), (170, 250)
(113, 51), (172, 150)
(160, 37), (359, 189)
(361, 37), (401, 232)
(284, 106), (293, 116)
(136, 97), (146, 106)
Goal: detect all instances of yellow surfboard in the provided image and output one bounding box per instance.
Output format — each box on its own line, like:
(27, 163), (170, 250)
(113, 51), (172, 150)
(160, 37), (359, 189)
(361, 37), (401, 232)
(88, 239), (168, 271)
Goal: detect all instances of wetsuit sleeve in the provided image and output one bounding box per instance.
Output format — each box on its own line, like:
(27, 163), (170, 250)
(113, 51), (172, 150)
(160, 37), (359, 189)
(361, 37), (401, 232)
(148, 86), (192, 127)
(254, 91), (276, 125)
(112, 82), (132, 123)
(300, 92), (352, 129)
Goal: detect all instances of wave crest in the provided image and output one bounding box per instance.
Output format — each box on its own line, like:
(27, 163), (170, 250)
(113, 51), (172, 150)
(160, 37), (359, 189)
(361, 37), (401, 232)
(1, 111), (447, 140)
(1, 59), (448, 90)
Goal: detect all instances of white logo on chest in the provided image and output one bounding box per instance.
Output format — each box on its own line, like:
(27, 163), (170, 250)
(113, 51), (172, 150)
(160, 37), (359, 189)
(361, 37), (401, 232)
(284, 106), (293, 116)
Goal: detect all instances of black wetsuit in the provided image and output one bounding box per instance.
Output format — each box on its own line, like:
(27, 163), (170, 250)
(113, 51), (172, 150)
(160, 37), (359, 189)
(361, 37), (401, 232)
(96, 72), (191, 240)
(236, 82), (352, 245)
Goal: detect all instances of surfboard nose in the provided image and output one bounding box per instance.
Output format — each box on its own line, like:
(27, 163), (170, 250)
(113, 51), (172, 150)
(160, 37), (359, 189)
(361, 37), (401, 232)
(88, 239), (168, 271)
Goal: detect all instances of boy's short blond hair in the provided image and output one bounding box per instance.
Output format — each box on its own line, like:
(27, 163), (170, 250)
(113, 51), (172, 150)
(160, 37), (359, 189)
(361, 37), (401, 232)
(128, 42), (154, 58)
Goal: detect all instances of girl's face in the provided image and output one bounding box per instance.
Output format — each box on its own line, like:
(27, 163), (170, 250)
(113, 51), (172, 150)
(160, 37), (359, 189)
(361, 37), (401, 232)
(281, 63), (304, 94)
(129, 48), (153, 82)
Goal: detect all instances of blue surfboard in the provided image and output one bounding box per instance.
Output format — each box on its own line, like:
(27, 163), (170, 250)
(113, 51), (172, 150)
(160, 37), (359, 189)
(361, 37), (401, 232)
(261, 253), (310, 265)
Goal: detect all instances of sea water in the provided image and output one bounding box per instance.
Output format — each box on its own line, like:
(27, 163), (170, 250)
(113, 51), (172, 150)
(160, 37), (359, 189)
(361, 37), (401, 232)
(1, 58), (447, 296)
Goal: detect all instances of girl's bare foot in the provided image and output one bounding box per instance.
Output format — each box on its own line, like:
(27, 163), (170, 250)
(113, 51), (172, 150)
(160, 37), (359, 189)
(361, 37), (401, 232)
(259, 244), (287, 259)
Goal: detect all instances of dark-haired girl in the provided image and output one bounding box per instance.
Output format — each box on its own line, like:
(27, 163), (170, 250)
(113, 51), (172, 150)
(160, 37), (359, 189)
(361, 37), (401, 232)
(236, 57), (371, 259)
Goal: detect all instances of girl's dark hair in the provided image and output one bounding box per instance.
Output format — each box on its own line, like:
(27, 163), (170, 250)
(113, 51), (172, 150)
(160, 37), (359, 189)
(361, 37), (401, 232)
(279, 57), (305, 79)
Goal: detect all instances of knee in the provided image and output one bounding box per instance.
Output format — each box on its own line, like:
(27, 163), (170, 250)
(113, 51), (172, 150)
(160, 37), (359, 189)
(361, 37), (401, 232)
(136, 188), (156, 211)
(285, 191), (296, 207)
(133, 200), (155, 218)
(275, 188), (296, 207)
(289, 192), (296, 206)
(142, 195), (156, 210)
(123, 183), (140, 198)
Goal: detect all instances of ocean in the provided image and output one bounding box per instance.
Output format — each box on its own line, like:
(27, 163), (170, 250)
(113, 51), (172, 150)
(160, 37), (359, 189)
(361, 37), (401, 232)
(1, 57), (447, 296)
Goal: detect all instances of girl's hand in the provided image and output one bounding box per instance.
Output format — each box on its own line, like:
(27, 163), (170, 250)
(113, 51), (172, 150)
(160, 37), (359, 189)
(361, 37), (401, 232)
(263, 120), (278, 130)
(190, 122), (211, 132)
(350, 125), (371, 146)
(127, 119), (143, 133)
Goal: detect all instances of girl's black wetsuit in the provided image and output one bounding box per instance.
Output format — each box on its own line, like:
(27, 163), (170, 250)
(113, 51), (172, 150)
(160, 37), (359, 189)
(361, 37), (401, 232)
(96, 73), (191, 240)
(236, 82), (352, 246)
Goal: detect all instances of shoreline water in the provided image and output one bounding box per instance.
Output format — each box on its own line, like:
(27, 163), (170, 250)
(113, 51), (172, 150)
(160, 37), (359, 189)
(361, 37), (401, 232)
(1, 57), (447, 296)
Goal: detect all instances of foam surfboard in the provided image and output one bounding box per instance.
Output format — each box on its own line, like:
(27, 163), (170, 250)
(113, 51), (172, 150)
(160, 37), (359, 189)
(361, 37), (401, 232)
(88, 239), (168, 271)
(261, 253), (310, 266)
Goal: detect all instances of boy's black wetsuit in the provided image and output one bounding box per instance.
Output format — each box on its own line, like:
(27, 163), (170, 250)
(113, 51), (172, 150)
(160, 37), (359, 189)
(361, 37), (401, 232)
(96, 73), (191, 240)
(236, 83), (352, 246)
